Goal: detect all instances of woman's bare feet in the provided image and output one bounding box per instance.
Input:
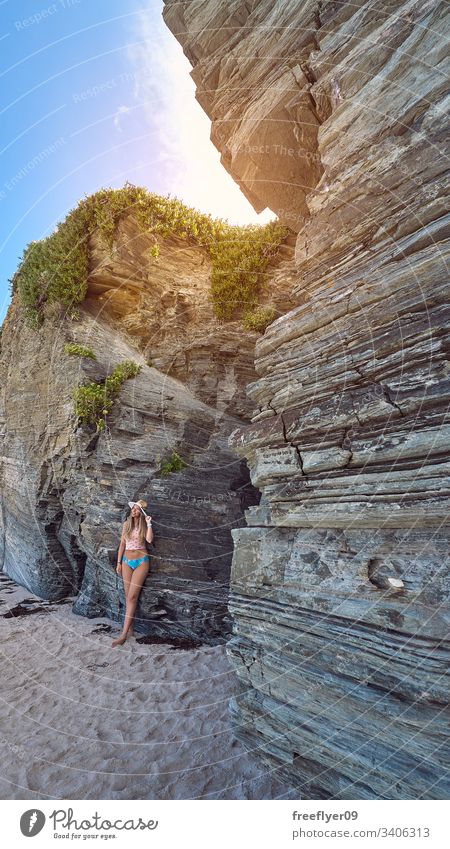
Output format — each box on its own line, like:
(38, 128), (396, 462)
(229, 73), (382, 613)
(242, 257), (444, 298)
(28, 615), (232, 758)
(112, 632), (128, 647)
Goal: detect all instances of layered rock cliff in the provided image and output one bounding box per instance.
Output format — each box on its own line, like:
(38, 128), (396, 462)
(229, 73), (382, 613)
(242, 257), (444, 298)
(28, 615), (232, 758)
(0, 207), (294, 644)
(163, 0), (450, 797)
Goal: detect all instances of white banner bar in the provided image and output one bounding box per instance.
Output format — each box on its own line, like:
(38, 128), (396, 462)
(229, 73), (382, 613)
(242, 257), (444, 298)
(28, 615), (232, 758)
(1, 799), (448, 849)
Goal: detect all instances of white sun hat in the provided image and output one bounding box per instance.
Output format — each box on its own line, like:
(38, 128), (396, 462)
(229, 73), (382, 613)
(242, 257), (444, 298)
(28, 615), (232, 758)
(128, 499), (148, 517)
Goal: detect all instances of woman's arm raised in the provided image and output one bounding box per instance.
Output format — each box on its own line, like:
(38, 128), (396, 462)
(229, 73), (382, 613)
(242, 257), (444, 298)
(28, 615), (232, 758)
(145, 516), (154, 544)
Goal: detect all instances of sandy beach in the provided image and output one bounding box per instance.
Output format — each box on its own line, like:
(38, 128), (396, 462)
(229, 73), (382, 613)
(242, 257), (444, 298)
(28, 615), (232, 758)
(0, 572), (296, 800)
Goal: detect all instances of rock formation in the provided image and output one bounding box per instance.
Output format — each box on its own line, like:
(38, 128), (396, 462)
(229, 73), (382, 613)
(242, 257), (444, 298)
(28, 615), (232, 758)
(163, 0), (450, 797)
(0, 210), (294, 644)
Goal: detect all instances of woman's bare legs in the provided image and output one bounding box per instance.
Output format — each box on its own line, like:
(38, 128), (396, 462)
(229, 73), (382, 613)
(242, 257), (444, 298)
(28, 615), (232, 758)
(112, 561), (149, 647)
(121, 564), (135, 636)
(112, 562), (133, 646)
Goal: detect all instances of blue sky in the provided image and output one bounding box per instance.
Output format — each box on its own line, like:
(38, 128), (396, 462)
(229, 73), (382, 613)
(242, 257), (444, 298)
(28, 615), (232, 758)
(0, 0), (273, 325)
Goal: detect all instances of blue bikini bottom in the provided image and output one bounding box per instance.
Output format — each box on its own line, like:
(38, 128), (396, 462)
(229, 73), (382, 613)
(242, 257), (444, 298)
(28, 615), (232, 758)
(122, 554), (150, 571)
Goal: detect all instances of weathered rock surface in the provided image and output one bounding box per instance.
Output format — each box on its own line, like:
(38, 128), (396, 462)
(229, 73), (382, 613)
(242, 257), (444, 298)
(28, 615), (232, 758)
(164, 0), (450, 797)
(0, 212), (292, 643)
(87, 211), (297, 416)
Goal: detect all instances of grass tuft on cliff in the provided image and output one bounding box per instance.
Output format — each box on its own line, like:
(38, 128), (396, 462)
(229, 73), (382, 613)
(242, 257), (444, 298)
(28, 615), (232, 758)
(242, 305), (278, 332)
(73, 359), (141, 433)
(159, 450), (188, 476)
(10, 183), (289, 328)
(64, 342), (96, 359)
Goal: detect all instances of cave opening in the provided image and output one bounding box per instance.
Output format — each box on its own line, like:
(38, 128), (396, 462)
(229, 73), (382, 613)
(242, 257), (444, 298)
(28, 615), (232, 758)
(230, 457), (261, 513)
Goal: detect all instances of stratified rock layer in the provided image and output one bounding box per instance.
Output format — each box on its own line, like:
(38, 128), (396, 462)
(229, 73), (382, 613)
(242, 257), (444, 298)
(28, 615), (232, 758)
(164, 0), (450, 796)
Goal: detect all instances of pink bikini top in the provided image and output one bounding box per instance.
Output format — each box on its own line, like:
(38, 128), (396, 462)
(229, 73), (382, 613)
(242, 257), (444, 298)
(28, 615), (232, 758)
(124, 525), (145, 550)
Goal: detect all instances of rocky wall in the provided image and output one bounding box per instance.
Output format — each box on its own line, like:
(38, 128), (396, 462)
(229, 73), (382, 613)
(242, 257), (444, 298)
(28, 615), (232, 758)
(164, 0), (450, 796)
(0, 212), (276, 643)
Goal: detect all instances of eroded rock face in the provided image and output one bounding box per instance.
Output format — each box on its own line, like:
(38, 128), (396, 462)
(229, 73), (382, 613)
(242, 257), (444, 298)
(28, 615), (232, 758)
(163, 0), (325, 229)
(164, 0), (450, 796)
(87, 211), (297, 417)
(0, 213), (298, 643)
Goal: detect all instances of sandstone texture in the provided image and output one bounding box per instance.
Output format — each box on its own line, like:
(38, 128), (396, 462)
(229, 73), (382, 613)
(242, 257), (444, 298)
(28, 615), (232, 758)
(164, 0), (450, 797)
(0, 213), (292, 644)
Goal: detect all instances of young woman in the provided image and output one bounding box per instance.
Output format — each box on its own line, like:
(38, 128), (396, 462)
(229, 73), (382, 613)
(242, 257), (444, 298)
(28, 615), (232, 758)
(112, 499), (153, 647)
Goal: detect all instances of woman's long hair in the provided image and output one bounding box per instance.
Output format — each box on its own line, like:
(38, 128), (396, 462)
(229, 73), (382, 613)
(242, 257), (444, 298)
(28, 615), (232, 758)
(123, 511), (147, 545)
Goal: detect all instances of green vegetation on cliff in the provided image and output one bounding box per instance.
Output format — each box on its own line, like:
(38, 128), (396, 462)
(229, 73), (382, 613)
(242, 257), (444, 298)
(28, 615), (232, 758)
(242, 305), (278, 332)
(73, 359), (141, 433)
(10, 184), (288, 329)
(159, 450), (188, 476)
(64, 342), (96, 359)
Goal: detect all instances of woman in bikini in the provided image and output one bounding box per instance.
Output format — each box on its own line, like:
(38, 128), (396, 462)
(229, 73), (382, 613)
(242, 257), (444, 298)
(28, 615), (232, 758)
(112, 498), (153, 647)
